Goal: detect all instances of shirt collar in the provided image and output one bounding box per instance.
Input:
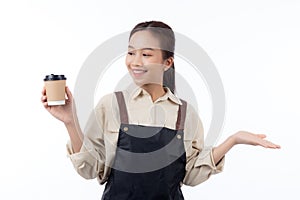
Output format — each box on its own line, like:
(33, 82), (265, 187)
(128, 85), (182, 105)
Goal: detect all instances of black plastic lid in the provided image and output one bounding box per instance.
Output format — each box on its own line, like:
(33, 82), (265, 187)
(44, 74), (67, 81)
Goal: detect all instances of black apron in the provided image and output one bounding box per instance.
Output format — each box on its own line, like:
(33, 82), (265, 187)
(102, 91), (187, 200)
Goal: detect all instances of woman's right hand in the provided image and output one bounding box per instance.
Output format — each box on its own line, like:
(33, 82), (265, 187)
(41, 86), (76, 125)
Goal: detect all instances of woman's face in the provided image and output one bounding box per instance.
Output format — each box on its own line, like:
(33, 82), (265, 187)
(126, 30), (173, 87)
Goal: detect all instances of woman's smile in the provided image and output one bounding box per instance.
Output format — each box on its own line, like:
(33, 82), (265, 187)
(131, 67), (148, 77)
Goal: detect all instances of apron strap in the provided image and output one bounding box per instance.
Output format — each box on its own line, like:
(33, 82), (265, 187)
(115, 91), (129, 124)
(176, 99), (187, 130)
(115, 91), (187, 129)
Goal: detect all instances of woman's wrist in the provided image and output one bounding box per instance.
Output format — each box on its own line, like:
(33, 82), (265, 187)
(63, 112), (78, 126)
(64, 118), (76, 127)
(227, 134), (238, 147)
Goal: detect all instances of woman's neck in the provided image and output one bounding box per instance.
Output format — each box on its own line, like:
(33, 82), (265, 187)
(142, 84), (166, 102)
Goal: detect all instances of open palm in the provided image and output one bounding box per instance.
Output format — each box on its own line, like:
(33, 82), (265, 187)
(233, 131), (280, 149)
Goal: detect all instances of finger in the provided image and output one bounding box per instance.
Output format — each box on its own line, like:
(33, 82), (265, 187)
(260, 140), (281, 149)
(65, 86), (73, 100)
(43, 101), (49, 109)
(268, 142), (281, 149)
(42, 86), (46, 95)
(263, 139), (281, 148)
(41, 95), (47, 103)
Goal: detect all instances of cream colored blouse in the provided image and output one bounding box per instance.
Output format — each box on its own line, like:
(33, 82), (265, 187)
(66, 86), (224, 186)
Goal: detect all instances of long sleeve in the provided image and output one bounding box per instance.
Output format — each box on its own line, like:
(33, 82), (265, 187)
(183, 103), (225, 186)
(65, 87), (225, 186)
(66, 95), (108, 181)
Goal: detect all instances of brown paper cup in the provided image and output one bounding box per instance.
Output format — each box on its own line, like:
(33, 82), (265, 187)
(44, 74), (67, 106)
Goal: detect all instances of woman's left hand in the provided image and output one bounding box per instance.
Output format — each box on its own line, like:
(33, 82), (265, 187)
(231, 131), (281, 149)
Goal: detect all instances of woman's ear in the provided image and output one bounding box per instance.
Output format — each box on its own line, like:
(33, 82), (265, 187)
(163, 57), (174, 71)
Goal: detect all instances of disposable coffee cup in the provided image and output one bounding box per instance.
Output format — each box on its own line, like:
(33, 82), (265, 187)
(44, 74), (67, 106)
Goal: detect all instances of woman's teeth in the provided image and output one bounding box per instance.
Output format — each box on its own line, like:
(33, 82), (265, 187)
(133, 69), (147, 74)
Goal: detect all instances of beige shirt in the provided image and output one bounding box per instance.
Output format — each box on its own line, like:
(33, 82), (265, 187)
(67, 86), (224, 186)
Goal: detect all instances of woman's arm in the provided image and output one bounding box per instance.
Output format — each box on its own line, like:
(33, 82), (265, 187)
(64, 115), (84, 153)
(212, 131), (281, 164)
(42, 86), (83, 152)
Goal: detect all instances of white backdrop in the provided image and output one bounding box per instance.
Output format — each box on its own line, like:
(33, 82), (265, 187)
(0, 0), (299, 199)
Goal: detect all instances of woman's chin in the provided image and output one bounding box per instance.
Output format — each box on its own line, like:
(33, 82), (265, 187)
(133, 80), (147, 87)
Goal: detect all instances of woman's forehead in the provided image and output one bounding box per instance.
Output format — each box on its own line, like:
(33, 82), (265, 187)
(128, 30), (161, 50)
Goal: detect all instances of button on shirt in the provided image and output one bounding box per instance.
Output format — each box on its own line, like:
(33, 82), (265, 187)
(66, 86), (225, 186)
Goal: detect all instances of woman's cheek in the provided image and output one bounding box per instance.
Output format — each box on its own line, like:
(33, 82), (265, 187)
(125, 57), (131, 68)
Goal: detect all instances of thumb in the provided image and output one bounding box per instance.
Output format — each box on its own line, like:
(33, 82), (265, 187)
(256, 134), (266, 139)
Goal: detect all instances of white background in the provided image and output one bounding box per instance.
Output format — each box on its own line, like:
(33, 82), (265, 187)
(0, 0), (299, 199)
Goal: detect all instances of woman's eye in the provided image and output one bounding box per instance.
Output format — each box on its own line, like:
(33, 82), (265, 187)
(127, 52), (134, 55)
(143, 54), (152, 57)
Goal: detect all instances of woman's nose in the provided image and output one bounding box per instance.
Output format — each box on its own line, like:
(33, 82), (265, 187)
(132, 54), (142, 67)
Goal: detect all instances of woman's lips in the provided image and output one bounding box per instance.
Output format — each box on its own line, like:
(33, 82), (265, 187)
(132, 69), (147, 77)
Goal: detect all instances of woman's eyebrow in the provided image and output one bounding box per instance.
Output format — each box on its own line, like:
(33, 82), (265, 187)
(128, 45), (155, 51)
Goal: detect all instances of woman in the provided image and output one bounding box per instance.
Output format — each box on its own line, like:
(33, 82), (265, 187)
(41, 21), (280, 200)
